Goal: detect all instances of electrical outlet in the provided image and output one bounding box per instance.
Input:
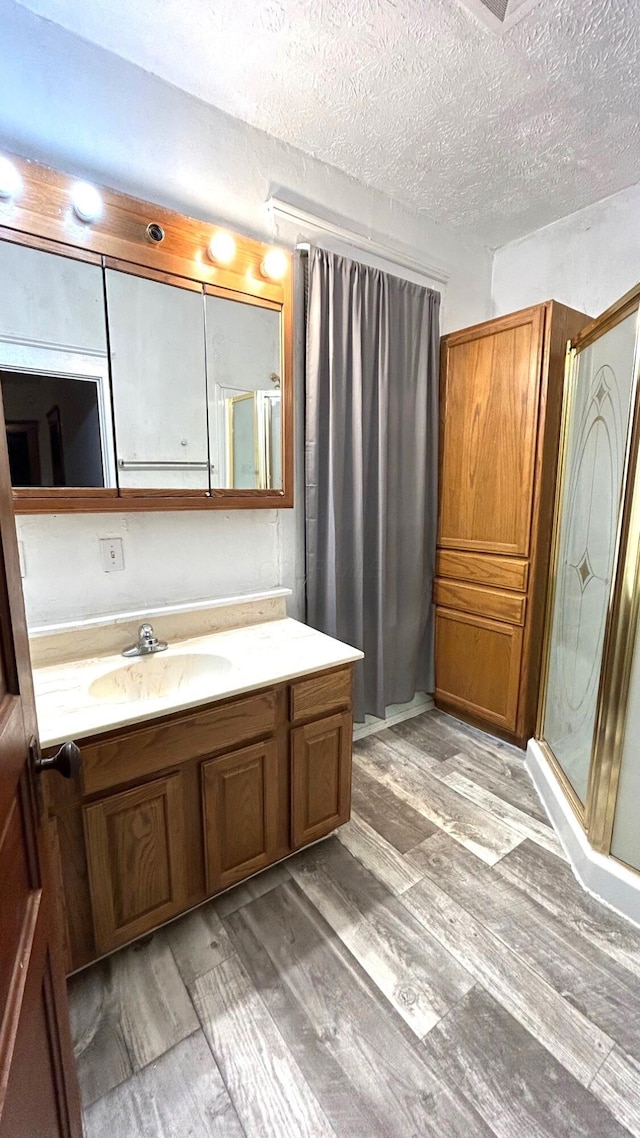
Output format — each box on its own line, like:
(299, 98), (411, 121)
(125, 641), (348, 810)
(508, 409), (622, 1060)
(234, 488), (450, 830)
(100, 537), (124, 572)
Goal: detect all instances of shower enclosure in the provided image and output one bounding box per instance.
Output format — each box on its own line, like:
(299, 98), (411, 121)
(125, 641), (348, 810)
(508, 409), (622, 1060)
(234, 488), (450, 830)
(536, 282), (640, 885)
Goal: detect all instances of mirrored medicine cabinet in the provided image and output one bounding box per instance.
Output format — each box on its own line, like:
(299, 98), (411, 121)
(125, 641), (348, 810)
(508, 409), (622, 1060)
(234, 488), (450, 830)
(0, 154), (293, 512)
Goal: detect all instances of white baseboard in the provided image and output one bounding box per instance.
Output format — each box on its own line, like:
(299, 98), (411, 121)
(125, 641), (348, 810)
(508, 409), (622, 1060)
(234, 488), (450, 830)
(353, 692), (434, 741)
(526, 738), (640, 929)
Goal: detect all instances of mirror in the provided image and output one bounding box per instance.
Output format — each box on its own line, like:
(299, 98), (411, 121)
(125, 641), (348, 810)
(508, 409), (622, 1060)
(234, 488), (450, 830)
(105, 268), (209, 491)
(0, 152), (292, 510)
(205, 293), (283, 490)
(224, 390), (281, 489)
(1, 369), (112, 487)
(0, 239), (116, 491)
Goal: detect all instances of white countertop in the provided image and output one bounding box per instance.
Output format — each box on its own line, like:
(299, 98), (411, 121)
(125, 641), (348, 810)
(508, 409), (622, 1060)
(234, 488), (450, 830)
(33, 617), (363, 748)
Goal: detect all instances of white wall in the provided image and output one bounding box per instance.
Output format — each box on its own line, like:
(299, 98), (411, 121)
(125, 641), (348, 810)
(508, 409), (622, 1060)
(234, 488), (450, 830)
(492, 182), (640, 319)
(0, 1), (493, 627)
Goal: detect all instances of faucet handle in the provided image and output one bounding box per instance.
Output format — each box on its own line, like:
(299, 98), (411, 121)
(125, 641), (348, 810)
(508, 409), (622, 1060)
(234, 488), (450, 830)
(138, 623), (156, 644)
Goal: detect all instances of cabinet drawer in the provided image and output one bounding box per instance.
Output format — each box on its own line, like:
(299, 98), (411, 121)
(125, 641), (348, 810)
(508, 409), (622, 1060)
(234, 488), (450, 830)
(81, 690), (277, 795)
(290, 667), (352, 723)
(435, 607), (523, 732)
(436, 549), (528, 592)
(434, 578), (526, 626)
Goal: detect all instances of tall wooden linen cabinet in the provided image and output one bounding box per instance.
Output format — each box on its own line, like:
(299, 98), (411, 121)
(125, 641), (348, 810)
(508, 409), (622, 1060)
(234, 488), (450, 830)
(434, 301), (588, 747)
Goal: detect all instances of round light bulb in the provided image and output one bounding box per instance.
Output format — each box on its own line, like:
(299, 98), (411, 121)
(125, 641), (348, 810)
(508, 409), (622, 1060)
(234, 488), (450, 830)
(207, 230), (236, 264)
(260, 248), (288, 281)
(0, 156), (22, 200)
(71, 182), (102, 222)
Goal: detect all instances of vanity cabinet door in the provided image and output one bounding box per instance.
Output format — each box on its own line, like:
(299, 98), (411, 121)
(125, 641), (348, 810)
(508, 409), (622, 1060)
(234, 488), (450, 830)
(201, 739), (279, 892)
(105, 268), (208, 490)
(83, 773), (187, 954)
(291, 711), (352, 847)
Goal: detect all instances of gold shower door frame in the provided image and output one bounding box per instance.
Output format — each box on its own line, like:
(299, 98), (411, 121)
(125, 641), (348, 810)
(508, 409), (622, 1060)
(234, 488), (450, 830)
(536, 282), (640, 858)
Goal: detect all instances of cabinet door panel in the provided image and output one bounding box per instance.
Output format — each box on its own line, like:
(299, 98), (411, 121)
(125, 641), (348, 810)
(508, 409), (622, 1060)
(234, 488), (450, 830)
(202, 740), (279, 892)
(84, 773), (186, 954)
(105, 269), (208, 489)
(439, 307), (545, 555)
(435, 607), (523, 732)
(291, 711), (352, 847)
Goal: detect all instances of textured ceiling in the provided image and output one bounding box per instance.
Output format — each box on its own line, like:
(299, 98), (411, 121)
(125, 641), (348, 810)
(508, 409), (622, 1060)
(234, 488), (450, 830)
(14, 0), (640, 247)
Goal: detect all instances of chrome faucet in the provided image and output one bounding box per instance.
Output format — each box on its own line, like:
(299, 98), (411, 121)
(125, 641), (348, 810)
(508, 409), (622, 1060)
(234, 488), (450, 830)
(122, 623), (168, 658)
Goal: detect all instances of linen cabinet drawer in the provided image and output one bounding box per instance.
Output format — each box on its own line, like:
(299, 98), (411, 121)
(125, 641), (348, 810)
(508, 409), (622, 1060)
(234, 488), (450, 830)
(81, 689), (278, 795)
(290, 666), (353, 723)
(436, 549), (528, 592)
(434, 578), (526, 626)
(435, 607), (523, 732)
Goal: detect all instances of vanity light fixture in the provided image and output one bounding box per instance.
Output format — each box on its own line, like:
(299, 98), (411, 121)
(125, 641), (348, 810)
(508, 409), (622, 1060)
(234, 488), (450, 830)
(207, 230), (236, 264)
(71, 181), (103, 223)
(260, 248), (288, 281)
(0, 156), (21, 200)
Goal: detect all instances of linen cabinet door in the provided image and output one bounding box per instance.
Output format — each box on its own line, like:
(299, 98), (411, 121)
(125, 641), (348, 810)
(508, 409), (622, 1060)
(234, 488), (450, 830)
(439, 306), (545, 556)
(435, 607), (523, 732)
(291, 711), (352, 848)
(83, 773), (187, 955)
(202, 740), (279, 893)
(105, 267), (208, 491)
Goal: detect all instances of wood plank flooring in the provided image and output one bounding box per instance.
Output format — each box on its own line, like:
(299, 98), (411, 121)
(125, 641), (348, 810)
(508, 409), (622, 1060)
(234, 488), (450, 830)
(69, 709), (640, 1138)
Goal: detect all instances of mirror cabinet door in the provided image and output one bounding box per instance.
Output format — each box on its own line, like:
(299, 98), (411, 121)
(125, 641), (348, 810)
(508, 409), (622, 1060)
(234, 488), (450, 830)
(0, 240), (114, 489)
(105, 268), (209, 491)
(205, 293), (283, 490)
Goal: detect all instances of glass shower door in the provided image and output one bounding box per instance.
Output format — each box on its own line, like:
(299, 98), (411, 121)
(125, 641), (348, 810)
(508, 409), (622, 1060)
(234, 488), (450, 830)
(540, 310), (639, 806)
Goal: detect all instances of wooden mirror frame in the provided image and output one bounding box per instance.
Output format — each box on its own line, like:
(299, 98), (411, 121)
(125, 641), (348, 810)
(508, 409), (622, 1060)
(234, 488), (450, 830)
(0, 153), (293, 512)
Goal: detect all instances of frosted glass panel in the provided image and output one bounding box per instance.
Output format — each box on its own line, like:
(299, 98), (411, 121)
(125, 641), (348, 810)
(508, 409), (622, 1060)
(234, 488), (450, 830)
(541, 312), (638, 802)
(612, 603), (640, 870)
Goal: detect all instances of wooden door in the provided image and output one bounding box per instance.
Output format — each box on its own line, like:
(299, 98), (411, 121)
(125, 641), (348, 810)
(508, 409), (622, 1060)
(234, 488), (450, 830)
(83, 773), (188, 955)
(439, 306), (545, 556)
(0, 399), (82, 1135)
(291, 712), (352, 848)
(202, 740), (279, 893)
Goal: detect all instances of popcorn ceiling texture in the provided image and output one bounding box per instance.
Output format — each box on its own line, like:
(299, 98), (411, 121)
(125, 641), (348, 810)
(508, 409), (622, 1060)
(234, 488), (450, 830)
(14, 0), (640, 247)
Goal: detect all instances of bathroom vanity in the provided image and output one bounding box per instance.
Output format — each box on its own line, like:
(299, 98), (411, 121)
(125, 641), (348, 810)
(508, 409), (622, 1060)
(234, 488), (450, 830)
(33, 595), (362, 973)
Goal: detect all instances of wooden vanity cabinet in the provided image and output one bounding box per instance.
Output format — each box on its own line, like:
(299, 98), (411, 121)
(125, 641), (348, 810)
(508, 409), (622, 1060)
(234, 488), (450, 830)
(435, 301), (588, 746)
(42, 664), (354, 972)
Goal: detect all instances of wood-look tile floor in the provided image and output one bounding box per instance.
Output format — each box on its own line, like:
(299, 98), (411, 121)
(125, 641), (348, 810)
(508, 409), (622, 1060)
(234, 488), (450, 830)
(68, 710), (640, 1138)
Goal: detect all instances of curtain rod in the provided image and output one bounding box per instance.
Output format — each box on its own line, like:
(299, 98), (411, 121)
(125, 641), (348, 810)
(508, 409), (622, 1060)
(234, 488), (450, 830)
(267, 196), (449, 286)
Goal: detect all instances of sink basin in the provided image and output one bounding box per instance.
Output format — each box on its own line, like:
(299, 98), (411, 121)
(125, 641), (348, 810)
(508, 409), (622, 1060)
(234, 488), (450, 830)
(89, 652), (233, 703)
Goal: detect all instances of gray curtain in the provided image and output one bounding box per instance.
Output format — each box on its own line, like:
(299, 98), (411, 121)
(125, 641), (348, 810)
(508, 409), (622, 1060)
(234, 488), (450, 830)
(305, 246), (440, 722)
